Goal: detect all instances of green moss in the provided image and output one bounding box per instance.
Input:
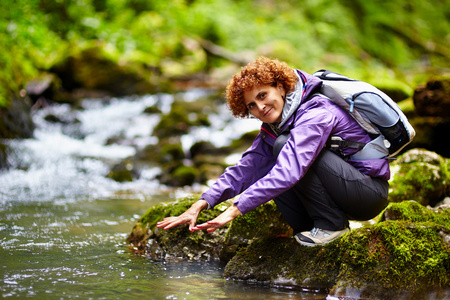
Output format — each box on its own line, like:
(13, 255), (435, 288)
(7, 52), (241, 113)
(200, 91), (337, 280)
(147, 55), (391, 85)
(170, 165), (199, 186)
(152, 97), (216, 139)
(335, 221), (449, 290)
(128, 196), (232, 260)
(380, 200), (450, 226)
(389, 149), (449, 206)
(224, 200), (291, 246)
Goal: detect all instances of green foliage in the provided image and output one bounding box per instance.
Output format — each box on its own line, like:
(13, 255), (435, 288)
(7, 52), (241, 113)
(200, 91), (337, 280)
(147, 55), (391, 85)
(1, 0), (449, 106)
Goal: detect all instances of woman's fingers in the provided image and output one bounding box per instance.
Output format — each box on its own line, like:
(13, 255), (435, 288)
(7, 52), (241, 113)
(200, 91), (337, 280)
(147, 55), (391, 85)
(193, 221), (218, 233)
(157, 216), (186, 230)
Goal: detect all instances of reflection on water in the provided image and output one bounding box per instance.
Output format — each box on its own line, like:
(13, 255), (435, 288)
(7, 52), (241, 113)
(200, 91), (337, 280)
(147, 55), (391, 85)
(0, 92), (327, 299)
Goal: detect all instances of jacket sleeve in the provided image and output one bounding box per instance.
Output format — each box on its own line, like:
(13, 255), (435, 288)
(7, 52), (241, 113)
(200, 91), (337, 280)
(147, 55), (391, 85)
(201, 132), (277, 209)
(234, 105), (336, 214)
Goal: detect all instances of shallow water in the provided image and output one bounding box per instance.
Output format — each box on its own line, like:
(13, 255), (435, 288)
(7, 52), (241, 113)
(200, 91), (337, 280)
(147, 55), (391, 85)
(0, 195), (326, 299)
(0, 91), (327, 299)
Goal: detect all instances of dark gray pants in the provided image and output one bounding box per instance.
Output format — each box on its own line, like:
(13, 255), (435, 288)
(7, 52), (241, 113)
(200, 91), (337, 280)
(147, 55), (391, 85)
(273, 149), (389, 233)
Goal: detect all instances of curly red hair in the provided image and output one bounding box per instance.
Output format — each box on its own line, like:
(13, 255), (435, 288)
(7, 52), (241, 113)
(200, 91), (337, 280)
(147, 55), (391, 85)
(226, 57), (298, 118)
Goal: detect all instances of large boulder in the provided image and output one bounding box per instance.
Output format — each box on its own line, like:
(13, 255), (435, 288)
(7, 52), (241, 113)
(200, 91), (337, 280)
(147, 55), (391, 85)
(50, 45), (165, 100)
(128, 199), (450, 299)
(224, 201), (450, 299)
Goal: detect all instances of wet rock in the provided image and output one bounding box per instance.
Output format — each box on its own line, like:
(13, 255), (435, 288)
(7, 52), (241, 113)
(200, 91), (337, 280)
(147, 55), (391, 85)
(143, 105), (161, 114)
(219, 201), (292, 262)
(0, 142), (8, 169)
(127, 197), (231, 260)
(388, 149), (449, 206)
(189, 141), (232, 182)
(0, 97), (34, 139)
(224, 201), (450, 299)
(107, 160), (137, 182)
(127, 198), (291, 262)
(413, 77), (450, 117)
(152, 99), (212, 138)
(163, 165), (198, 187)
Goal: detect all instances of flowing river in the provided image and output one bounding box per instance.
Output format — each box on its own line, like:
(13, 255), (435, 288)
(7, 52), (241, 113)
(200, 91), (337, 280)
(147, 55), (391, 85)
(0, 91), (328, 299)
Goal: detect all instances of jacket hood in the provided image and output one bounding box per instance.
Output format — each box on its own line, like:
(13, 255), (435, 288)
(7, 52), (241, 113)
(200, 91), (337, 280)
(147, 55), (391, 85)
(278, 70), (323, 129)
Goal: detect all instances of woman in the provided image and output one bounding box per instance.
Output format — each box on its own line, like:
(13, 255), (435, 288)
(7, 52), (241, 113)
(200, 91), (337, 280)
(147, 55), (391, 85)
(157, 57), (389, 246)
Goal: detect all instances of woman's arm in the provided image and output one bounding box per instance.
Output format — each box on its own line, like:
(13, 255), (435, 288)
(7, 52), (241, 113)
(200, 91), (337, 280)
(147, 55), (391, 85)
(201, 134), (276, 209)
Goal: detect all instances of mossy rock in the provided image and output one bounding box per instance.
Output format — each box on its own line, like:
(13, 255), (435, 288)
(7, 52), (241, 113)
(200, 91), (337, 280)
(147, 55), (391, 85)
(107, 160), (136, 182)
(127, 198), (291, 262)
(50, 45), (164, 97)
(127, 196), (231, 260)
(143, 105), (161, 114)
(152, 96), (217, 139)
(164, 165), (199, 187)
(380, 200), (450, 226)
(220, 201), (292, 261)
(224, 201), (450, 299)
(152, 102), (194, 138)
(134, 138), (183, 165)
(389, 149), (449, 206)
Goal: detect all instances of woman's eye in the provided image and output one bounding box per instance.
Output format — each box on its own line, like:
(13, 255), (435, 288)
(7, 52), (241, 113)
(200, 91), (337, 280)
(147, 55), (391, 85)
(248, 103), (255, 109)
(258, 93), (266, 99)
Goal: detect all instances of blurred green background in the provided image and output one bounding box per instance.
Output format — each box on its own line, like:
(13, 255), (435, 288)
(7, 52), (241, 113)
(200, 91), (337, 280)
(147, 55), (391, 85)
(1, 0), (449, 106)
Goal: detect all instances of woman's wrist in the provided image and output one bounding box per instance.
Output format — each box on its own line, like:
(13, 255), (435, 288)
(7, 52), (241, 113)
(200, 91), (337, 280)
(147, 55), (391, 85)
(192, 199), (209, 212)
(228, 204), (242, 218)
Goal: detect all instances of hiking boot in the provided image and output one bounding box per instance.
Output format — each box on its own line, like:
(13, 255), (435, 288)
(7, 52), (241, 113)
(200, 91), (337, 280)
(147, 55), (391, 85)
(294, 227), (349, 247)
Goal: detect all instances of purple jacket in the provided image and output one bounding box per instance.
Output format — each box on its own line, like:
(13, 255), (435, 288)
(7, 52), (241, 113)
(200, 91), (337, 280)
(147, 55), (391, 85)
(201, 70), (390, 215)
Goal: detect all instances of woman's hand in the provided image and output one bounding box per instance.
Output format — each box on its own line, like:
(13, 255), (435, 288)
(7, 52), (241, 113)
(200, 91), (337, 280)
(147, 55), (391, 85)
(192, 204), (242, 233)
(156, 200), (208, 232)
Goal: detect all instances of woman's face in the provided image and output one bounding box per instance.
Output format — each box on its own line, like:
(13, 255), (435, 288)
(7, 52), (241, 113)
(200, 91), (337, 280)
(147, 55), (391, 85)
(244, 83), (285, 123)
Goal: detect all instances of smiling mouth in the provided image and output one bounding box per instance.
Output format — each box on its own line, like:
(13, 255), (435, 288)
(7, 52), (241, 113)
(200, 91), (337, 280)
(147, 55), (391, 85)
(263, 108), (272, 117)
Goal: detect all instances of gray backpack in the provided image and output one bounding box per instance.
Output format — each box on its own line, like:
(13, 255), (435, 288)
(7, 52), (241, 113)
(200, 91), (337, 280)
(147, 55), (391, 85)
(313, 69), (415, 160)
